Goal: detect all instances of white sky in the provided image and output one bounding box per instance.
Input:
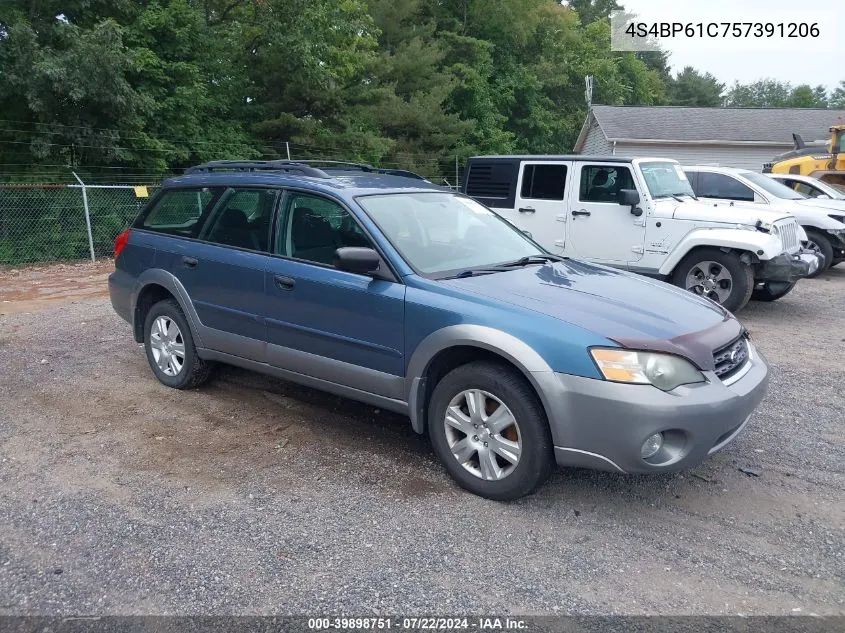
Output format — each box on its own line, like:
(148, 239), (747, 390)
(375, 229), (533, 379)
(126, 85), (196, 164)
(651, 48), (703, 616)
(619, 0), (843, 90)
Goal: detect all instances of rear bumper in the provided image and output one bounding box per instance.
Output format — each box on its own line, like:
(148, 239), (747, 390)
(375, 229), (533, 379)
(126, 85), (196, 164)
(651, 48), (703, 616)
(540, 342), (769, 474)
(108, 270), (133, 325)
(757, 251), (816, 282)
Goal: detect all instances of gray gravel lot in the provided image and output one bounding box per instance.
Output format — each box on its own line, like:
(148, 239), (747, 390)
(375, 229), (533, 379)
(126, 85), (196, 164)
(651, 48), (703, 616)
(0, 264), (843, 616)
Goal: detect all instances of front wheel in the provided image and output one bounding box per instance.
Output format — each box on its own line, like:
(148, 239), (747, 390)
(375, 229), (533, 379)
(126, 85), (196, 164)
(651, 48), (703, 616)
(805, 231), (834, 277)
(427, 361), (554, 501)
(751, 281), (795, 302)
(670, 249), (754, 313)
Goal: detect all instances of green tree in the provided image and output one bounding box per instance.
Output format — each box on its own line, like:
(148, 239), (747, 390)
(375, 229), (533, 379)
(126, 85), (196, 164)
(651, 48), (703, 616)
(667, 67), (725, 106)
(831, 81), (845, 109)
(725, 79), (792, 107)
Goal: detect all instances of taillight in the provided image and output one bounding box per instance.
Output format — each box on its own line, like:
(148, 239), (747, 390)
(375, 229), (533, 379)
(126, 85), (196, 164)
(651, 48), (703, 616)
(114, 229), (131, 260)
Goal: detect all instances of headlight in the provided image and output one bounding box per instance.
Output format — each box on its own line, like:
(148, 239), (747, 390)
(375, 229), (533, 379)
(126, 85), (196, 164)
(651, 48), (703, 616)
(590, 348), (706, 392)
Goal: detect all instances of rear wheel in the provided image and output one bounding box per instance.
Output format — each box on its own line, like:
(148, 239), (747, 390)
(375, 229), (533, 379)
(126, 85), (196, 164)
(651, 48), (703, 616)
(805, 230), (833, 277)
(428, 361), (553, 501)
(144, 299), (213, 389)
(671, 249), (754, 313)
(751, 281), (795, 302)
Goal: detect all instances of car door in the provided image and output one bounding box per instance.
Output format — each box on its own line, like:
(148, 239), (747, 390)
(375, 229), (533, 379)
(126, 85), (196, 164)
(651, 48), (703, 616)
(263, 191), (405, 400)
(149, 187), (279, 362)
(565, 162), (646, 263)
(511, 162), (571, 251)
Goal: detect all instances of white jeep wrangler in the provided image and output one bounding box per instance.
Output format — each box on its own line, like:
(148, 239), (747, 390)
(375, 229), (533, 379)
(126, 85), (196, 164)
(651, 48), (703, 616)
(464, 155), (819, 312)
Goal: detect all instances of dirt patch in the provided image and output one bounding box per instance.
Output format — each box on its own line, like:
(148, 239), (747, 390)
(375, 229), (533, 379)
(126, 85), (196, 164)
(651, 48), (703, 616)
(0, 260), (114, 315)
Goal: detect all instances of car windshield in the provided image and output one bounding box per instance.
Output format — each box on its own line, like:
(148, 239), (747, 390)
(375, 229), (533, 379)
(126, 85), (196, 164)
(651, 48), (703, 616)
(742, 171), (805, 199)
(357, 192), (545, 277)
(639, 161), (696, 198)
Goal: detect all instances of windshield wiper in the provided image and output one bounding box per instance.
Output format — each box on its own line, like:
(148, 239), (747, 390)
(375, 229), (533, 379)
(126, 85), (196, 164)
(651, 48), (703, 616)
(441, 268), (509, 279)
(500, 254), (565, 267)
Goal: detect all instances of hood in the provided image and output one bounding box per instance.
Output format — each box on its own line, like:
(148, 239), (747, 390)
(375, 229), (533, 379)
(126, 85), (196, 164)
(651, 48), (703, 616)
(655, 198), (790, 225)
(442, 260), (741, 370)
(794, 198), (845, 214)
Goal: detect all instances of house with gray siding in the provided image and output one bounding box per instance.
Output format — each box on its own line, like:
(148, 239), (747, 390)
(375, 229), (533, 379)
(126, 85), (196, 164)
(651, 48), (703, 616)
(574, 105), (845, 171)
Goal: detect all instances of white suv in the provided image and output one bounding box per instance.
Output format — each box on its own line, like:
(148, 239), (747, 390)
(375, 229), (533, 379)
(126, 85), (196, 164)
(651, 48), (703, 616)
(684, 165), (845, 273)
(464, 156), (819, 312)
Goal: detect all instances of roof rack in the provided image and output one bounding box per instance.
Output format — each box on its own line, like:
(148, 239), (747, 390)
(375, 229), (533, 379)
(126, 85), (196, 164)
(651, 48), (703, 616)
(294, 160), (429, 181)
(184, 160), (330, 178)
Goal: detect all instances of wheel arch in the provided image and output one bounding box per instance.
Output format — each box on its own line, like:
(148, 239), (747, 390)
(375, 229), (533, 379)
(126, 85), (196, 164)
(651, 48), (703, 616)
(131, 269), (203, 346)
(405, 325), (555, 435)
(658, 229), (781, 276)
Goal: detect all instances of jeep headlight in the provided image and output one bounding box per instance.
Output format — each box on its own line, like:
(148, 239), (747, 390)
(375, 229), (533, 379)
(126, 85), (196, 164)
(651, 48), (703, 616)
(590, 349), (706, 392)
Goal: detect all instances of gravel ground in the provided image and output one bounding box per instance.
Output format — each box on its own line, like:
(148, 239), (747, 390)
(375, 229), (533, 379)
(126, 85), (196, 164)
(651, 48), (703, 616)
(0, 262), (843, 616)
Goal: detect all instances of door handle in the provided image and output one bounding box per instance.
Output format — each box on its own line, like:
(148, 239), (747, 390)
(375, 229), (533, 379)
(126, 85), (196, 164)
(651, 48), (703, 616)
(518, 207), (536, 213)
(571, 210), (591, 217)
(273, 275), (296, 291)
(182, 256), (198, 268)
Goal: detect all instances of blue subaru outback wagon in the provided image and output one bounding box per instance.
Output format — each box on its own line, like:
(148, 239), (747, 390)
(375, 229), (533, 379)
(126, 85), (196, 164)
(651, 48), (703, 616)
(109, 160), (769, 500)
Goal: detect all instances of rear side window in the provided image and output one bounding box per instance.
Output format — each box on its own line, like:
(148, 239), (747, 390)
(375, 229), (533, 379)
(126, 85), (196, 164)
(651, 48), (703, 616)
(579, 165), (635, 203)
(520, 164), (567, 200)
(693, 172), (754, 202)
(465, 160), (518, 208)
(139, 188), (219, 237)
(203, 188), (279, 252)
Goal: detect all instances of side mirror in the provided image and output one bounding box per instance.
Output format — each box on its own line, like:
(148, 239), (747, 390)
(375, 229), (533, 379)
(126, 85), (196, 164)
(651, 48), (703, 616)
(619, 189), (643, 216)
(334, 247), (381, 275)
(816, 194), (831, 199)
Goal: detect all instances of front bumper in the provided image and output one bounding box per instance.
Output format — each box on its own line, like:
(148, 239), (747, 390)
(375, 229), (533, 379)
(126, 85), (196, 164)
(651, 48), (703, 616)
(757, 251), (817, 283)
(537, 343), (769, 474)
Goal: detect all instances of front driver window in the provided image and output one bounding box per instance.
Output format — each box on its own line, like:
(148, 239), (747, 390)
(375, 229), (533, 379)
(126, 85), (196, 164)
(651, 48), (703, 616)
(579, 165), (635, 203)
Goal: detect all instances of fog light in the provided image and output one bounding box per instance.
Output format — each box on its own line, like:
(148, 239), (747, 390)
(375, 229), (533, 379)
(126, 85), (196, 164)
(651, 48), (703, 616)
(641, 432), (664, 459)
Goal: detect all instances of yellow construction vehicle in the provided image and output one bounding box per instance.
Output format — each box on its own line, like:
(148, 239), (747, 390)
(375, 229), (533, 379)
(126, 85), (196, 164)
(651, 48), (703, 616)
(763, 125), (845, 189)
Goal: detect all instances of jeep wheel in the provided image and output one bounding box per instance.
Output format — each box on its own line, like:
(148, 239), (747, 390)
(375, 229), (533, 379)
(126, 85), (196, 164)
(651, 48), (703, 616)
(428, 361), (553, 501)
(671, 249), (754, 313)
(751, 281), (795, 302)
(805, 230), (834, 277)
(144, 299), (213, 389)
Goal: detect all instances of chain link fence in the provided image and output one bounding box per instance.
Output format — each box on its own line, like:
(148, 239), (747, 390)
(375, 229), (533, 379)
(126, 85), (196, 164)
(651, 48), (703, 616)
(0, 158), (465, 265)
(0, 183), (157, 265)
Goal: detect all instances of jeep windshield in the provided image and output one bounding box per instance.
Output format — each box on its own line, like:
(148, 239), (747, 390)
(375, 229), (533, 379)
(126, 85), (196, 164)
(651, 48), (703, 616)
(357, 192), (548, 278)
(640, 161), (696, 199)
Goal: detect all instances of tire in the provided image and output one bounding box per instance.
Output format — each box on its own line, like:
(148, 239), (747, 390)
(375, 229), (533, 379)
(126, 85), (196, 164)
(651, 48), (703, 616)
(427, 361), (554, 501)
(143, 299), (213, 389)
(751, 281), (795, 302)
(670, 248), (754, 313)
(805, 230), (834, 277)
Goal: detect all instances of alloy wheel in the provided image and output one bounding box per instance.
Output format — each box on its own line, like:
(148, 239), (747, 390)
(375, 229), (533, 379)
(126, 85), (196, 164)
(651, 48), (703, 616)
(149, 316), (186, 376)
(443, 389), (521, 481)
(685, 260), (734, 304)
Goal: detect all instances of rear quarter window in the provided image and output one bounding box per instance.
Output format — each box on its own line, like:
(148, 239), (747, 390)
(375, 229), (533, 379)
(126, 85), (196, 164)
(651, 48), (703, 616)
(137, 188), (220, 237)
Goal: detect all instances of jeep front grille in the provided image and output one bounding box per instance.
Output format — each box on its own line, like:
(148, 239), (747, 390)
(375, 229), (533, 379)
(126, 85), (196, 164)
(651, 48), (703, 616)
(776, 219), (800, 253)
(713, 337), (749, 381)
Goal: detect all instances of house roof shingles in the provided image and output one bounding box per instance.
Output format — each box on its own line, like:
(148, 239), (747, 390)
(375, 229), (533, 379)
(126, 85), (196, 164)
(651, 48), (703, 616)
(590, 105), (845, 144)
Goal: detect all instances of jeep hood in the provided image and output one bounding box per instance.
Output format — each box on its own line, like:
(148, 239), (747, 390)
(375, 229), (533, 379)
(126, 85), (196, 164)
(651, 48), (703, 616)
(442, 260), (741, 370)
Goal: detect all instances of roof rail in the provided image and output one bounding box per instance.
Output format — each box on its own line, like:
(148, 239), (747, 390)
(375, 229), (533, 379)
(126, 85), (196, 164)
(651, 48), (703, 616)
(184, 160), (330, 178)
(296, 160), (429, 181)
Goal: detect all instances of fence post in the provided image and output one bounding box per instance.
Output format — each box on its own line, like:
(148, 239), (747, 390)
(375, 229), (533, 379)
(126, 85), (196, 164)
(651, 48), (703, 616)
(72, 172), (96, 263)
(455, 154), (459, 192)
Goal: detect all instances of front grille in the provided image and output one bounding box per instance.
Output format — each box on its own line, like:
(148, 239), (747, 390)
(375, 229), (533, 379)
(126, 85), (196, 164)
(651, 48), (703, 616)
(776, 219), (800, 253)
(713, 337), (749, 380)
